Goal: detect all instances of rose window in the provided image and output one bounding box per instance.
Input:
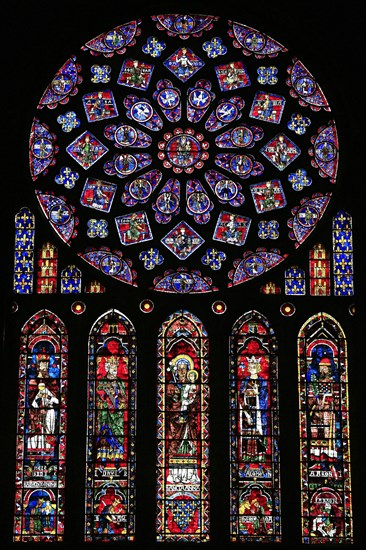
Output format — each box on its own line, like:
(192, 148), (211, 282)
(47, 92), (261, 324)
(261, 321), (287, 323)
(30, 14), (338, 293)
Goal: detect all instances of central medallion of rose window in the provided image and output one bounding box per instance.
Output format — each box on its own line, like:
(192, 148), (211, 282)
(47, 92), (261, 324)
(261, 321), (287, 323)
(158, 128), (209, 173)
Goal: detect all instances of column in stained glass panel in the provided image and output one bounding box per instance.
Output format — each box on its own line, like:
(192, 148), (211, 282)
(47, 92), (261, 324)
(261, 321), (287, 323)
(309, 244), (330, 296)
(14, 207), (35, 294)
(332, 210), (354, 296)
(85, 309), (136, 541)
(13, 309), (68, 542)
(36, 243), (58, 294)
(157, 310), (209, 542)
(298, 312), (352, 543)
(230, 310), (281, 542)
(285, 266), (306, 295)
(60, 265), (82, 293)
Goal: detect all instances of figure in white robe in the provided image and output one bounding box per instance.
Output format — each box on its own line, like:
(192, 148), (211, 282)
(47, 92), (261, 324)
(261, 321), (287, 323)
(28, 383), (59, 450)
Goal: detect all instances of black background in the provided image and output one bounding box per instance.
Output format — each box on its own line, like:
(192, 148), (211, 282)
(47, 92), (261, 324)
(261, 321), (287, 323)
(1, 1), (365, 549)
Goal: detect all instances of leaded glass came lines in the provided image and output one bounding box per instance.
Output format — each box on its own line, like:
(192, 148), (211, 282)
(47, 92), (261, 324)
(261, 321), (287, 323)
(14, 208), (35, 294)
(309, 244), (330, 296)
(37, 243), (58, 294)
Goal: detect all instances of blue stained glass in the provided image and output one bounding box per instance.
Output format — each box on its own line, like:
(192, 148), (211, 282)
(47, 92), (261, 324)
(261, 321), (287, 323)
(14, 208), (35, 294)
(25, 13), (341, 294)
(202, 36), (227, 58)
(332, 211), (354, 296)
(61, 265), (82, 293)
(14, 274), (33, 294)
(142, 36), (166, 57)
(284, 266), (306, 295)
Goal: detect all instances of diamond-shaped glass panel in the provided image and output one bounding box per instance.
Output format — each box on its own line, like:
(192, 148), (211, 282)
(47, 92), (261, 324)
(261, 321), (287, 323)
(164, 47), (204, 82)
(260, 133), (300, 171)
(161, 220), (204, 259)
(66, 131), (108, 169)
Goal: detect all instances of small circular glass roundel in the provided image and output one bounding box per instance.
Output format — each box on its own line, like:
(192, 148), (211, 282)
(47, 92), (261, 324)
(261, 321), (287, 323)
(188, 88), (211, 109)
(212, 300), (227, 314)
(140, 299), (154, 313)
(71, 301), (86, 314)
(129, 178), (152, 200)
(280, 302), (296, 317)
(115, 125), (138, 146)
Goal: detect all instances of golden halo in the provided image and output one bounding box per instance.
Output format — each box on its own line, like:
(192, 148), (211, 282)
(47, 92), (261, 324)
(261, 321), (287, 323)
(187, 369), (199, 382)
(169, 354), (194, 371)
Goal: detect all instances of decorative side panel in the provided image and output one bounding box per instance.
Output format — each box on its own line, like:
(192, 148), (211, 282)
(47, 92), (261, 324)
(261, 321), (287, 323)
(309, 244), (330, 296)
(285, 266), (306, 295)
(14, 208), (35, 294)
(332, 211), (354, 296)
(36, 243), (58, 294)
(60, 265), (82, 293)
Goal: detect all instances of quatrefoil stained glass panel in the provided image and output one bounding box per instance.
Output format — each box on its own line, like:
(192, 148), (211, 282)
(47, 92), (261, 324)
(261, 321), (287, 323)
(30, 14), (338, 294)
